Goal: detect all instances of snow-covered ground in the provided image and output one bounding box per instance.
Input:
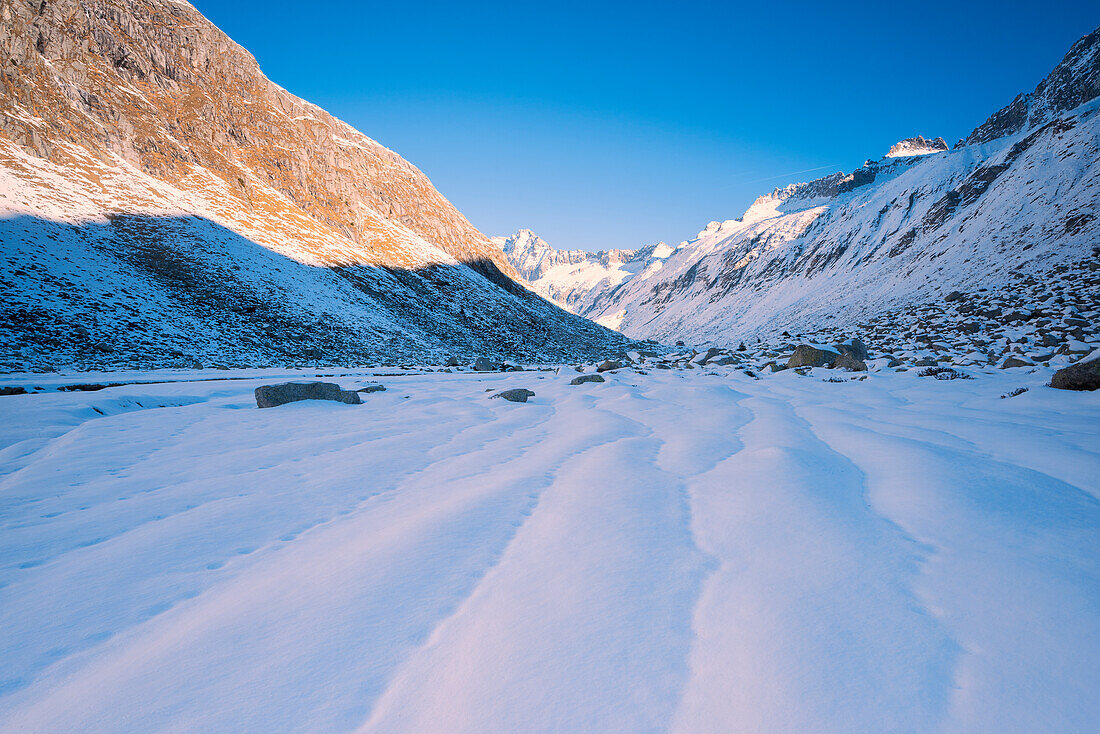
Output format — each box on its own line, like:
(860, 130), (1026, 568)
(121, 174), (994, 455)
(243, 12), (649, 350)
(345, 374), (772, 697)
(0, 367), (1097, 733)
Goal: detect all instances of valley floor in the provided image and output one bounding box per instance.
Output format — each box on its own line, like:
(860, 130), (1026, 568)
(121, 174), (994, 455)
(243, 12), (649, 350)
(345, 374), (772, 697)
(0, 366), (1097, 733)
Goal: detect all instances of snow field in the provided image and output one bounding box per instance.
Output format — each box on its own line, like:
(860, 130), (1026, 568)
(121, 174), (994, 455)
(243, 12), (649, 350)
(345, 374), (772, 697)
(0, 367), (1097, 732)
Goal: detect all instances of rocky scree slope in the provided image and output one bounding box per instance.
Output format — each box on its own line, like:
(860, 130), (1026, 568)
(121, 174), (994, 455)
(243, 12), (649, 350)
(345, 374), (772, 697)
(0, 0), (629, 371)
(500, 26), (1100, 346)
(565, 255), (1097, 390)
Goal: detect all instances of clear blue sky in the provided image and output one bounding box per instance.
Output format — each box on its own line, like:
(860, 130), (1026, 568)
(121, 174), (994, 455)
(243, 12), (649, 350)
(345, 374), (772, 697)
(191, 0), (1095, 251)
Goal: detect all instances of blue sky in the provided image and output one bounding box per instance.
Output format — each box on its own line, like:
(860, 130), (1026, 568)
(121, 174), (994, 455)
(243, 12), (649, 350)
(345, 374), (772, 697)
(191, 1), (1095, 251)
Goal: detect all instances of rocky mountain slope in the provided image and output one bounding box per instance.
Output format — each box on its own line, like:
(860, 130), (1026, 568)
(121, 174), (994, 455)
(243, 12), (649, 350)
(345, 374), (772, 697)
(0, 0), (628, 371)
(501, 26), (1100, 346)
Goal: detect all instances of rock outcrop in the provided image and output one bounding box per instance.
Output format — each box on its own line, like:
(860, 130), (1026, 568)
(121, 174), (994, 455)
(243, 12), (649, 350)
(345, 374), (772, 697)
(886, 136), (948, 158)
(964, 27), (1100, 146)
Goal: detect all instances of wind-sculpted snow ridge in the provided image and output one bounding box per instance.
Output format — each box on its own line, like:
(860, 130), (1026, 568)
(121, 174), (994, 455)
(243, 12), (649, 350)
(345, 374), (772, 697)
(502, 27), (1100, 345)
(0, 362), (1097, 732)
(0, 0), (630, 369)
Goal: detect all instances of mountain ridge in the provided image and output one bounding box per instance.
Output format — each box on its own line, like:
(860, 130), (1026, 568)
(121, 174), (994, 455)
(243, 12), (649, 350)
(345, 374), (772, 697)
(498, 26), (1100, 344)
(0, 0), (630, 370)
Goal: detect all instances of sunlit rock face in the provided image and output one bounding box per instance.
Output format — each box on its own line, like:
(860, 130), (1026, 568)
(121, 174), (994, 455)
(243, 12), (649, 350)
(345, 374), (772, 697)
(0, 0), (630, 369)
(885, 136), (948, 158)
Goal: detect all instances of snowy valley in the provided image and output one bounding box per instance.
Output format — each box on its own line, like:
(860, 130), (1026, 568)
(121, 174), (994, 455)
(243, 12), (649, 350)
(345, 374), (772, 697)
(1, 2), (1098, 733)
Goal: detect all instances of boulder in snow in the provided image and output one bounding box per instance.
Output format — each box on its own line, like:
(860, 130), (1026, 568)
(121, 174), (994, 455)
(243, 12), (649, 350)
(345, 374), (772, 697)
(473, 357), (500, 372)
(1051, 352), (1100, 391)
(491, 388), (536, 403)
(833, 338), (869, 362)
(255, 382), (362, 408)
(787, 344), (840, 368)
(570, 374), (606, 385)
(833, 353), (868, 371)
(596, 360), (624, 372)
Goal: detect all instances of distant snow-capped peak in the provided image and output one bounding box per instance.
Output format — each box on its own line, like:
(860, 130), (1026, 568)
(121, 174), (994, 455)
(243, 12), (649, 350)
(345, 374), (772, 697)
(493, 230), (675, 317)
(885, 135), (949, 158)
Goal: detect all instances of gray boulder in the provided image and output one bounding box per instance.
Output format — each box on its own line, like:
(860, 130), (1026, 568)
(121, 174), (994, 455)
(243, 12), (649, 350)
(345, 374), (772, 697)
(570, 374), (606, 385)
(833, 338), (869, 362)
(833, 353), (868, 371)
(1000, 356), (1032, 369)
(491, 388), (536, 403)
(357, 384), (386, 393)
(473, 357), (500, 372)
(255, 381), (362, 408)
(698, 347), (723, 364)
(1051, 353), (1100, 391)
(443, 356), (461, 367)
(596, 359), (624, 372)
(787, 344), (840, 368)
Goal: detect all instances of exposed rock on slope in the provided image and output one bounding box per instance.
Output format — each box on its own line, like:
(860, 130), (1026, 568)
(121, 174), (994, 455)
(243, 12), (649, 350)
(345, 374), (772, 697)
(886, 136), (948, 158)
(0, 0), (628, 370)
(964, 26), (1100, 146)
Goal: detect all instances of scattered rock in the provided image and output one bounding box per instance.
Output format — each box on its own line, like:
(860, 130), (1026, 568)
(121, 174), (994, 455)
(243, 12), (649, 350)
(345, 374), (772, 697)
(0, 386), (27, 396)
(787, 344), (840, 368)
(945, 291), (965, 302)
(918, 367), (974, 380)
(832, 353), (868, 371)
(473, 357), (500, 372)
(833, 338), (869, 362)
(1051, 353), (1100, 391)
(697, 347), (722, 364)
(255, 381), (362, 408)
(491, 388), (535, 403)
(570, 374), (606, 385)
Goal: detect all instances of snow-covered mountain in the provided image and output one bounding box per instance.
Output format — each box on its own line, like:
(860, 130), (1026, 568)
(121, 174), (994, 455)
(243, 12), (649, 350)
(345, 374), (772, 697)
(491, 229), (676, 322)
(0, 0), (628, 370)
(501, 27), (1100, 345)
